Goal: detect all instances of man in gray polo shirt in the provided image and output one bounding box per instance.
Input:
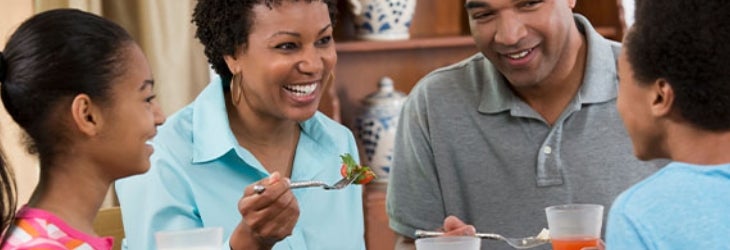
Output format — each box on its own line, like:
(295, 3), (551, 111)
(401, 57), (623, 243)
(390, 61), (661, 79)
(386, 0), (662, 249)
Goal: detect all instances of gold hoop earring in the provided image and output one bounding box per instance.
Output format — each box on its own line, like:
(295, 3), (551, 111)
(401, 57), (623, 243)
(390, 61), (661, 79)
(324, 72), (335, 90)
(231, 74), (243, 106)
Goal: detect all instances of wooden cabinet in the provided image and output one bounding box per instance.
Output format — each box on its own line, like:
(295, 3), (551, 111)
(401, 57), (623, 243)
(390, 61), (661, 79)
(323, 0), (477, 128)
(329, 4), (476, 248)
(575, 0), (625, 41)
(320, 1), (625, 249)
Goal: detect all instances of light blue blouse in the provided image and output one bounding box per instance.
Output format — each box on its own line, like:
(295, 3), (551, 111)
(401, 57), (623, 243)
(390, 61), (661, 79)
(116, 78), (365, 250)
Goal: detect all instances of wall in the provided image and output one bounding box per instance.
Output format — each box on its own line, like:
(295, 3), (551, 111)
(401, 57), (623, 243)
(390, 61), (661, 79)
(0, 0), (39, 208)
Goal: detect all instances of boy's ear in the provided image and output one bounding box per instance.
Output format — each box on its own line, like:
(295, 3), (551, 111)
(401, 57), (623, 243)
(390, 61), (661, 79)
(70, 94), (103, 136)
(650, 78), (675, 117)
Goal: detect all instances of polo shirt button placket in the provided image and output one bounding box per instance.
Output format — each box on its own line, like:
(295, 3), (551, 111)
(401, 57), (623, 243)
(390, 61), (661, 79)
(543, 146), (552, 154)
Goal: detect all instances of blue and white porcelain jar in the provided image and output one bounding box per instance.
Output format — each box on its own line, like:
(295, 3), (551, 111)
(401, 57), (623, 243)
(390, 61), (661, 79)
(355, 77), (407, 183)
(349, 0), (417, 40)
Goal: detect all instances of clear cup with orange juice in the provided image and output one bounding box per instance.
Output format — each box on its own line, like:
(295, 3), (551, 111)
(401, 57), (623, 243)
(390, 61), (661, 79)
(545, 204), (603, 250)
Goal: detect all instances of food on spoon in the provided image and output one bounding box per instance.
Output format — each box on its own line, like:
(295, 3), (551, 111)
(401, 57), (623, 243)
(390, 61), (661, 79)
(536, 228), (550, 241)
(339, 153), (377, 184)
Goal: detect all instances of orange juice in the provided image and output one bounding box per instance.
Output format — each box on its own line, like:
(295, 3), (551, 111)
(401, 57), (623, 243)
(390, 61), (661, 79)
(550, 236), (599, 250)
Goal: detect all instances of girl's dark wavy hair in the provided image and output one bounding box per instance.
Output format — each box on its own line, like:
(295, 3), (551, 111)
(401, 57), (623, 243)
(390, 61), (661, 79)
(192, 0), (337, 91)
(0, 150), (13, 242)
(0, 49), (13, 240)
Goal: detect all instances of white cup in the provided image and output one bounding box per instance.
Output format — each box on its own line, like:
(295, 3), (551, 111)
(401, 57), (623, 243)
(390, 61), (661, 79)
(415, 236), (481, 250)
(545, 204), (604, 250)
(155, 227), (223, 250)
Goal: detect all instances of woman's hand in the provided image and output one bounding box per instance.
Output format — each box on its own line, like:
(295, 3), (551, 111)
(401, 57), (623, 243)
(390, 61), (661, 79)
(229, 172), (300, 250)
(441, 215), (476, 236)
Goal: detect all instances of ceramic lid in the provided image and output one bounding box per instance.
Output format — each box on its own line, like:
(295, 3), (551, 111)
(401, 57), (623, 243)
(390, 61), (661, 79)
(363, 77), (406, 106)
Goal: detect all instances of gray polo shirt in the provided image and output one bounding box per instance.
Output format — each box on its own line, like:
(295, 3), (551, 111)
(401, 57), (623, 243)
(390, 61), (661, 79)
(386, 15), (661, 250)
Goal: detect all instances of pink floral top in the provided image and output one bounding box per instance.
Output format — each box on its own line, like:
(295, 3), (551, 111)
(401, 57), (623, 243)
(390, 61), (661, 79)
(1, 207), (113, 250)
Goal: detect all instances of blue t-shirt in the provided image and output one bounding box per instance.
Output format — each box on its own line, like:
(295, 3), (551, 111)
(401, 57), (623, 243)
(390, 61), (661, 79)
(605, 162), (730, 249)
(116, 78), (365, 250)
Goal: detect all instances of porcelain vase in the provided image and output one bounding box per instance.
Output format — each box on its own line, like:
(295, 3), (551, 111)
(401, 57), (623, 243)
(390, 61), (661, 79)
(349, 0), (417, 41)
(356, 77), (407, 183)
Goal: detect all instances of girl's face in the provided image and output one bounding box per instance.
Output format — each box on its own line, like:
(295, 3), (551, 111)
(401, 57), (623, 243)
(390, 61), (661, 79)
(96, 44), (166, 178)
(226, 0), (336, 123)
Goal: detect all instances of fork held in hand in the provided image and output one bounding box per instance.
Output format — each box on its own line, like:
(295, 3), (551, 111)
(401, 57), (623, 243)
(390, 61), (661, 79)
(253, 172), (362, 194)
(415, 230), (549, 249)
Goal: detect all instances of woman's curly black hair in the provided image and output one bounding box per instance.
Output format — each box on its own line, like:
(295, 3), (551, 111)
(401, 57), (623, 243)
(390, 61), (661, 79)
(625, 0), (730, 131)
(192, 0), (337, 91)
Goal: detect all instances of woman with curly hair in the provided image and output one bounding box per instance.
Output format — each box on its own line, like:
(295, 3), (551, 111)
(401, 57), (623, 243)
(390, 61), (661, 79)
(0, 9), (165, 249)
(116, 1), (365, 249)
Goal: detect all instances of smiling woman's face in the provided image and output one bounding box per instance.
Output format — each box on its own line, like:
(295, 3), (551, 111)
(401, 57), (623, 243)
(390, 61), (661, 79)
(226, 0), (336, 123)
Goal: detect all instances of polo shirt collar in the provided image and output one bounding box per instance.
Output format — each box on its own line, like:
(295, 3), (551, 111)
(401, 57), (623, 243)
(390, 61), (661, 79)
(575, 14), (619, 105)
(478, 14), (619, 114)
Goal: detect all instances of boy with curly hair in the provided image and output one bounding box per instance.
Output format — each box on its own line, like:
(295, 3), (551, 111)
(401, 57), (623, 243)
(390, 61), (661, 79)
(606, 0), (730, 248)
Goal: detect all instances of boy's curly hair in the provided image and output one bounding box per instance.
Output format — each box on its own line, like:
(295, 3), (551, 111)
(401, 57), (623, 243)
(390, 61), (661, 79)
(626, 0), (730, 131)
(192, 0), (337, 91)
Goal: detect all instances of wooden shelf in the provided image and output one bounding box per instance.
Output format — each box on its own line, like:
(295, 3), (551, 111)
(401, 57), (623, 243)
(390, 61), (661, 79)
(336, 36), (474, 53)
